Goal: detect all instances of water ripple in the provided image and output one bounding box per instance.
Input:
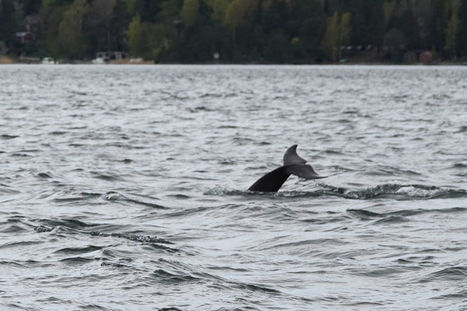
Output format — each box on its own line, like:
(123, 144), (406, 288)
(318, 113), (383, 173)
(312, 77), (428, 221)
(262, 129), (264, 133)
(208, 184), (466, 200)
(1, 65), (466, 310)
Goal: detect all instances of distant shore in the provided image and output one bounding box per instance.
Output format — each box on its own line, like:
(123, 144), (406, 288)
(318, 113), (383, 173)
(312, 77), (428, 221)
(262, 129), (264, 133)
(0, 56), (154, 65)
(1, 55), (466, 66)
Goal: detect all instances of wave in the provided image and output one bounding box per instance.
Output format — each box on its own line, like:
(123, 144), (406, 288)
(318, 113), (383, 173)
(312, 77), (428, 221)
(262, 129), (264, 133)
(31, 218), (178, 253)
(422, 266), (467, 282)
(152, 268), (199, 284)
(147, 258), (281, 295)
(104, 191), (168, 209)
(0, 134), (19, 140)
(348, 206), (466, 221)
(59, 257), (97, 264)
(50, 190), (168, 209)
(432, 289), (467, 300)
(55, 245), (103, 254)
(35, 218), (98, 231)
(91, 171), (123, 181)
(0, 240), (44, 250)
(208, 184), (466, 201)
(53, 192), (101, 203)
(233, 282), (280, 293)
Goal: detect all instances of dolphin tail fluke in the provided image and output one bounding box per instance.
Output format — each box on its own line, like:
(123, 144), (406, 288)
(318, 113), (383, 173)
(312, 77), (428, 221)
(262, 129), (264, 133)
(248, 166), (291, 192)
(286, 164), (326, 179)
(283, 144), (307, 166)
(248, 145), (326, 192)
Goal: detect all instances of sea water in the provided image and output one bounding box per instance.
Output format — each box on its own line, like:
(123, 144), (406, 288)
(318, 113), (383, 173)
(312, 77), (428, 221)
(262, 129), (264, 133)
(0, 65), (466, 310)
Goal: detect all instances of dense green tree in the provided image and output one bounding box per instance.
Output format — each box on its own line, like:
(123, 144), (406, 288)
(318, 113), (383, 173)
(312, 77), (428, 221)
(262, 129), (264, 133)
(322, 12), (339, 61)
(0, 0), (23, 43)
(126, 14), (145, 57)
(292, 0), (325, 61)
(344, 0), (384, 48)
(322, 11), (351, 61)
(263, 28), (289, 62)
(150, 23), (177, 62)
(395, 4), (418, 50)
(122, 0), (139, 14)
(383, 27), (406, 62)
(56, 0), (90, 58)
(445, 6), (460, 59)
(181, 0), (199, 27)
(367, 1), (385, 49)
(86, 0), (117, 52)
(211, 0), (230, 21)
(224, 0), (258, 29)
(156, 0), (181, 24)
(262, 0), (289, 33)
(41, 4), (65, 57)
(22, 0), (42, 14)
(42, 0), (74, 7)
(110, 0), (132, 51)
(143, 1), (162, 22)
(428, 0), (448, 53)
(459, 0), (467, 57)
(3, 0), (467, 62)
(340, 11), (351, 45)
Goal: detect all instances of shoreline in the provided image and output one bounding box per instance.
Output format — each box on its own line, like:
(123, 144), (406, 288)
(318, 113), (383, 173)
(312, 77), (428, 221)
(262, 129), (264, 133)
(1, 55), (466, 66)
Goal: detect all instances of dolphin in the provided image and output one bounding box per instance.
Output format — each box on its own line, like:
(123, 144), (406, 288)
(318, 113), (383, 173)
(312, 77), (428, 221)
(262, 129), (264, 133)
(248, 145), (326, 192)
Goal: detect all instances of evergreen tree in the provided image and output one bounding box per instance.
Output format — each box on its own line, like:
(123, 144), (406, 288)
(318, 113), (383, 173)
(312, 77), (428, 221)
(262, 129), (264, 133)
(56, 0), (90, 58)
(458, 0), (467, 57)
(126, 14), (145, 57)
(445, 6), (460, 59)
(0, 0), (23, 45)
(111, 0), (132, 51)
(86, 0), (117, 52)
(322, 11), (351, 61)
(3, 0), (467, 63)
(181, 0), (200, 28)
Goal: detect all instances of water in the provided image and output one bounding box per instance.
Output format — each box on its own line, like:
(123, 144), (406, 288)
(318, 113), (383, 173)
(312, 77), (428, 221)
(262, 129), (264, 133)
(0, 65), (466, 310)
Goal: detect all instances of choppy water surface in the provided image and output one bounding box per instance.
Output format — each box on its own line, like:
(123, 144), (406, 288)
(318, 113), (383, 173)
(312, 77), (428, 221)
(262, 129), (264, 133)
(0, 65), (466, 310)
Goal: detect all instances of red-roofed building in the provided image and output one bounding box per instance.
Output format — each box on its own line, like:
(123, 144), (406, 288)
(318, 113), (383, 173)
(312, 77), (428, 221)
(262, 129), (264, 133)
(15, 32), (35, 44)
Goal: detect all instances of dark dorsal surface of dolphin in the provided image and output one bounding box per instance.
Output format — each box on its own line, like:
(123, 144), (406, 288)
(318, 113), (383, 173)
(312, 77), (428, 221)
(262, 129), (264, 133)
(248, 145), (326, 192)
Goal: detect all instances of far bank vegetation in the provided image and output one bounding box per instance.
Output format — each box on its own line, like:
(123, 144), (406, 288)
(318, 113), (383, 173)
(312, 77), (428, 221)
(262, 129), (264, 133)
(1, 0), (466, 63)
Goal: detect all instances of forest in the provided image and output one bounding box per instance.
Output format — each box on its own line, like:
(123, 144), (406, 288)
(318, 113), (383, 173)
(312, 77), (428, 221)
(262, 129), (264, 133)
(1, 0), (467, 63)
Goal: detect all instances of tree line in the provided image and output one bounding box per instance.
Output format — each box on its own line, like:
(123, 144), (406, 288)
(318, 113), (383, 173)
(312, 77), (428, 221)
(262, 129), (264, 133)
(1, 0), (466, 63)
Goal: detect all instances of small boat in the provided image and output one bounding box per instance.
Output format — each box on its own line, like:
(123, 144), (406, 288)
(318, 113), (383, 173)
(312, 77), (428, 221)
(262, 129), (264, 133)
(92, 57), (105, 64)
(41, 57), (56, 64)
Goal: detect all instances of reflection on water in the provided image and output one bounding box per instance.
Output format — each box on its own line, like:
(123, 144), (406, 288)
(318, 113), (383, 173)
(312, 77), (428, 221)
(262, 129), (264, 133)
(0, 65), (466, 310)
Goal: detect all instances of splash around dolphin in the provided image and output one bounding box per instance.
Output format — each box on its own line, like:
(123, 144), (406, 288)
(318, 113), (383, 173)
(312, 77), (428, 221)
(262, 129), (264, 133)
(248, 145), (326, 192)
